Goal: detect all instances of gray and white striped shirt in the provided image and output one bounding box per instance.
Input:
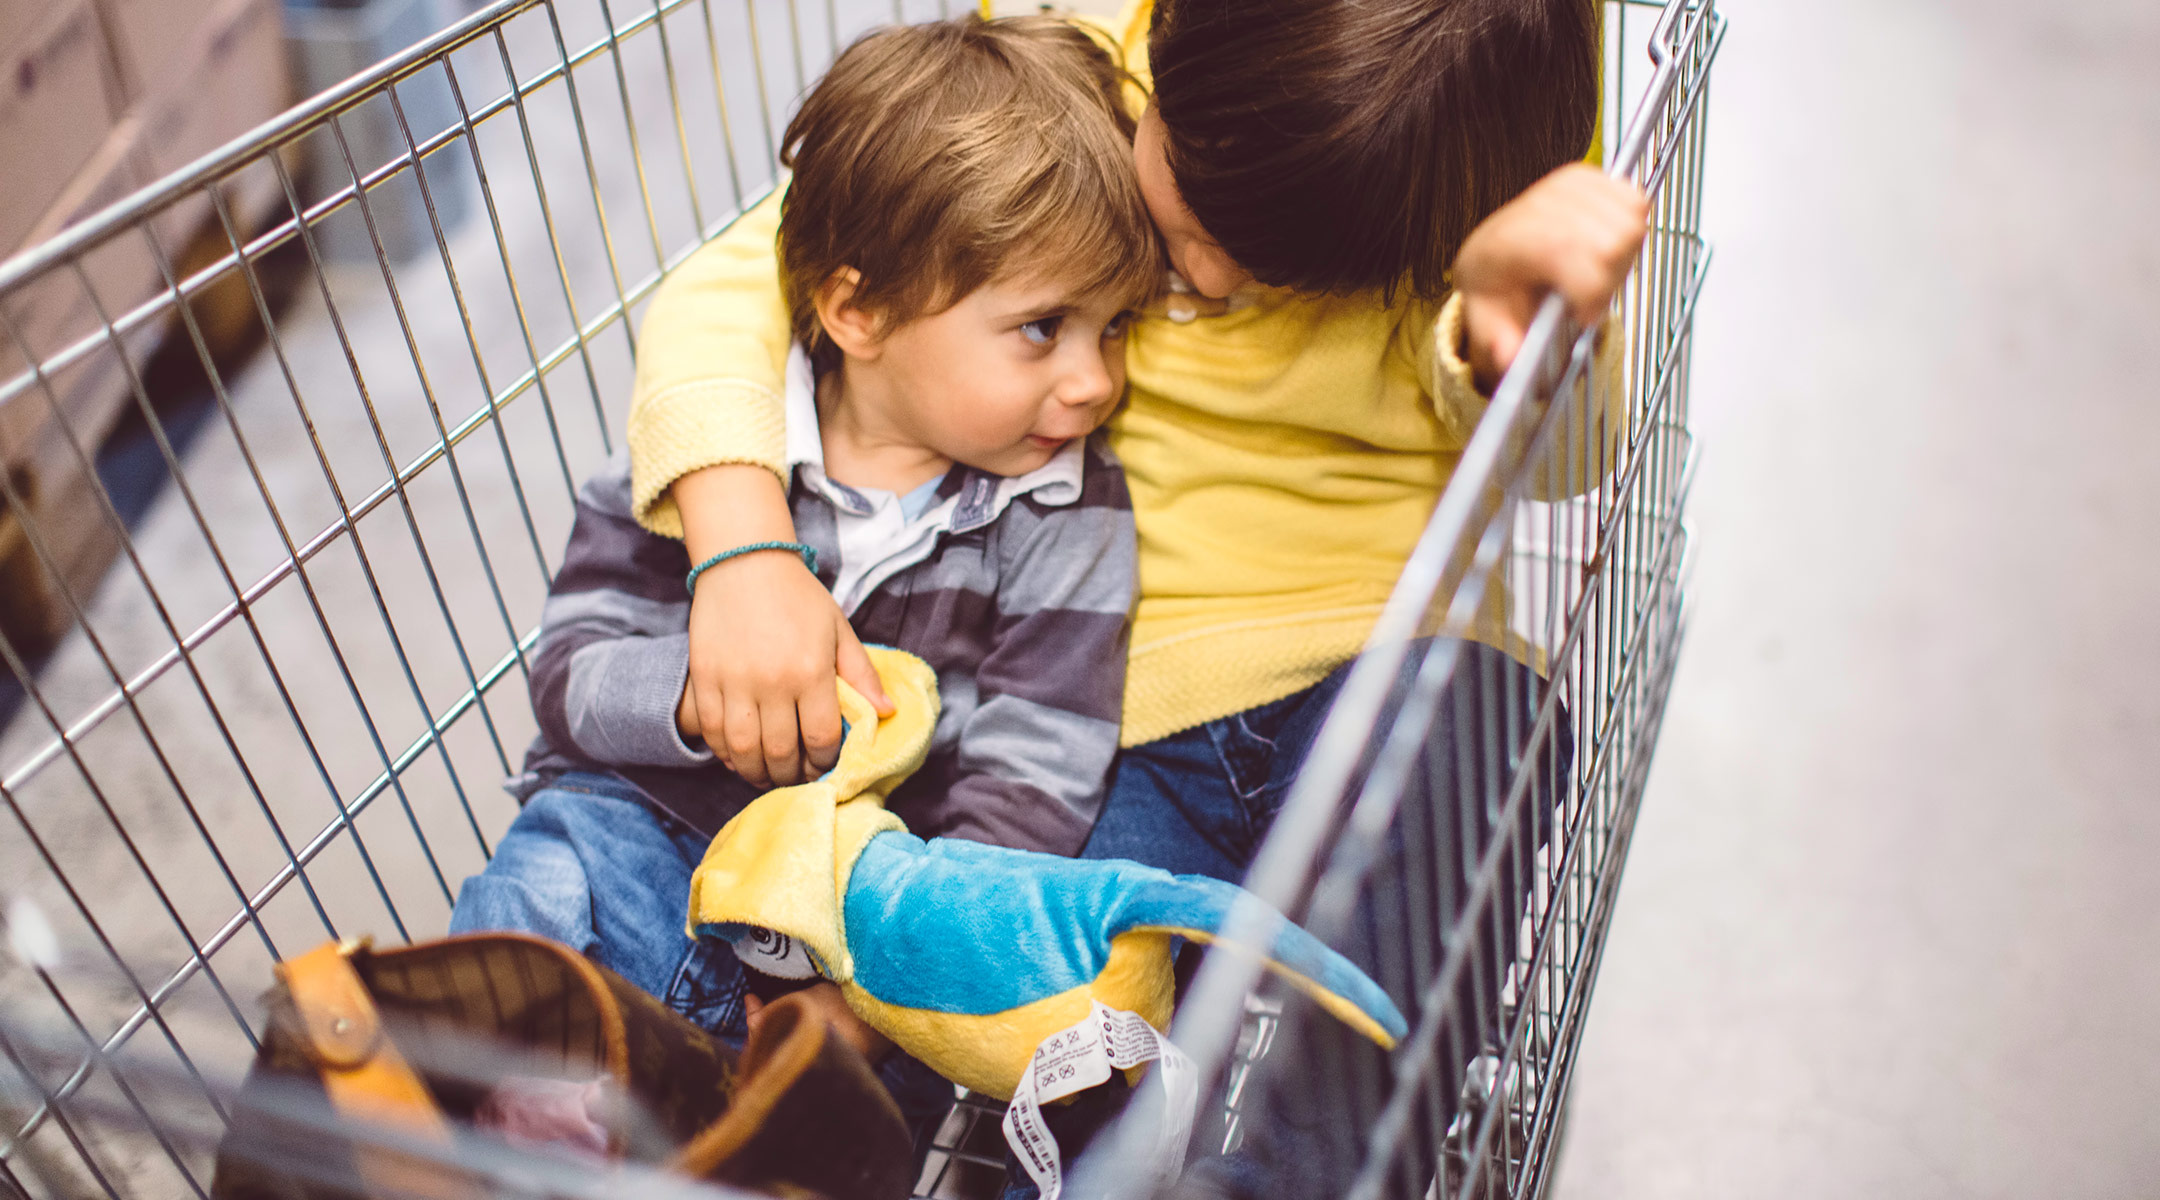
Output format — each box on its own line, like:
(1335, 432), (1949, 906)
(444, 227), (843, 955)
(515, 414), (1135, 855)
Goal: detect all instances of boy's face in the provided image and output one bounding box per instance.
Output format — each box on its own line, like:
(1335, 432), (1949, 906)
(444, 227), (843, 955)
(856, 275), (1136, 478)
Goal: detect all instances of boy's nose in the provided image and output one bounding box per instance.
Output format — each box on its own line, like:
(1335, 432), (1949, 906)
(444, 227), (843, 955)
(1057, 349), (1115, 409)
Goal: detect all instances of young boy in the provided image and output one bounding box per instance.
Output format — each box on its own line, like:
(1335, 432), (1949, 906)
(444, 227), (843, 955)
(448, 12), (1160, 1150)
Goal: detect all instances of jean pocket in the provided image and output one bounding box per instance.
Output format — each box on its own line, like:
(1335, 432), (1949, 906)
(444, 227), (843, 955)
(1207, 716), (1271, 800)
(666, 939), (748, 1043)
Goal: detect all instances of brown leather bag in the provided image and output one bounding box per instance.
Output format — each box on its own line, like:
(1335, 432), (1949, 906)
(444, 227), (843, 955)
(209, 933), (914, 1200)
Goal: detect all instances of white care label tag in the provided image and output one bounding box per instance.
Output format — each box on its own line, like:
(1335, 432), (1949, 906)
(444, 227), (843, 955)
(1002, 1001), (1198, 1200)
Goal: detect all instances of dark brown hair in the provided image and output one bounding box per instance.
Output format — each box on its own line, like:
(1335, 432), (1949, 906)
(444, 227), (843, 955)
(1149, 0), (1598, 299)
(778, 16), (1162, 365)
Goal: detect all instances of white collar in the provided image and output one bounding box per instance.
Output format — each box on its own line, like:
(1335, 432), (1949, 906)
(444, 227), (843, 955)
(781, 346), (1087, 529)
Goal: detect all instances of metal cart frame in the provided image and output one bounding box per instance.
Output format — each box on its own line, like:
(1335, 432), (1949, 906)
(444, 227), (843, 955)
(0, 0), (1721, 1196)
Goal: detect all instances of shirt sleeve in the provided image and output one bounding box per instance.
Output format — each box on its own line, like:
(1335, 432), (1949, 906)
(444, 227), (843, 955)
(917, 454), (1137, 856)
(627, 186), (797, 538)
(529, 461), (715, 768)
(1418, 290), (1630, 502)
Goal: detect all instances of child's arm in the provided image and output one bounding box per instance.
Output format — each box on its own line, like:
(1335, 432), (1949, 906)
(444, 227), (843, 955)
(1424, 164), (1647, 499)
(529, 465), (715, 771)
(921, 452), (1137, 856)
(629, 189), (793, 533)
(626, 188), (892, 789)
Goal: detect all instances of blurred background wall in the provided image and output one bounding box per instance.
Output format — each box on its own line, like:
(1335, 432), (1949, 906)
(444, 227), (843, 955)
(0, 0), (290, 652)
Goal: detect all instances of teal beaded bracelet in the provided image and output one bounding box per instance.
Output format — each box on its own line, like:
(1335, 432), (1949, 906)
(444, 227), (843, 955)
(685, 540), (820, 595)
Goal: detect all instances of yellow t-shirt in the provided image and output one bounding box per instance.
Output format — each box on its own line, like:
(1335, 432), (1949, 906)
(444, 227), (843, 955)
(627, 0), (1611, 746)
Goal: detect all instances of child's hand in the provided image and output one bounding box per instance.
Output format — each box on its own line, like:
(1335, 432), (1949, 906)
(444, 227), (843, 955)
(1454, 164), (1650, 392)
(745, 984), (892, 1063)
(674, 465), (895, 789)
(685, 556), (889, 787)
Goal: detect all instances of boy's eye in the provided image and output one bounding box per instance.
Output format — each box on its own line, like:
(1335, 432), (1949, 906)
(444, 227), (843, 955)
(1019, 316), (1063, 346)
(1102, 312), (1134, 339)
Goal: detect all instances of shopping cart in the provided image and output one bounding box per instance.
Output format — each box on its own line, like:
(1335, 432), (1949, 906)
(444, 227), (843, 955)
(0, 0), (1721, 1196)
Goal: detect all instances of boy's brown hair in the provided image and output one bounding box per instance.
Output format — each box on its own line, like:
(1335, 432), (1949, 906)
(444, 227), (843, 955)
(779, 16), (1162, 366)
(1150, 0), (1599, 300)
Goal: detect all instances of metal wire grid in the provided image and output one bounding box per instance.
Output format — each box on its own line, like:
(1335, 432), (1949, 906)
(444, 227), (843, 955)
(0, 0), (978, 1195)
(1072, 3), (1722, 1198)
(0, 0), (1720, 1198)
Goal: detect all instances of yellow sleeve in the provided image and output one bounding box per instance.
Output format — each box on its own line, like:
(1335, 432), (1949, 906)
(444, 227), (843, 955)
(627, 187), (794, 539)
(1422, 291), (1490, 445)
(1419, 292), (1629, 502)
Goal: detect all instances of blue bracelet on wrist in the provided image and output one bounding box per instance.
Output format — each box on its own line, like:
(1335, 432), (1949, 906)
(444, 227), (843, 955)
(685, 540), (820, 595)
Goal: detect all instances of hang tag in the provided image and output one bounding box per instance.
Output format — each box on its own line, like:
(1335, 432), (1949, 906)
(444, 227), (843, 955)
(1002, 1002), (1197, 1200)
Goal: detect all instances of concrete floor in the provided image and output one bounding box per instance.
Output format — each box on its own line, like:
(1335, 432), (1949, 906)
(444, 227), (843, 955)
(3, 0), (2156, 1194)
(1549, 1), (2160, 1196)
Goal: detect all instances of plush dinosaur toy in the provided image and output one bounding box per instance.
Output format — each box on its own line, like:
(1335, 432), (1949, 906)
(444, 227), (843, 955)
(685, 647), (1407, 1102)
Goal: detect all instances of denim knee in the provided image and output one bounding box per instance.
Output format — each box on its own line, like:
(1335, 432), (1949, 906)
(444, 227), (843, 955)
(449, 790), (599, 949)
(450, 778), (707, 1002)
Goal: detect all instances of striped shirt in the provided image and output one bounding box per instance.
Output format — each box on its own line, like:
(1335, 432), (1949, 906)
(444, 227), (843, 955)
(514, 411), (1136, 855)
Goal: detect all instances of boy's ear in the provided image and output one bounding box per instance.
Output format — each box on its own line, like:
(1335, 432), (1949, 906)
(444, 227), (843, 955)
(814, 268), (883, 361)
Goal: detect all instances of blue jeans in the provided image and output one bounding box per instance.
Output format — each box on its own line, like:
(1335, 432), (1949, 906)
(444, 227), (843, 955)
(449, 773), (956, 1162)
(450, 776), (730, 1018)
(1007, 641), (1569, 1200)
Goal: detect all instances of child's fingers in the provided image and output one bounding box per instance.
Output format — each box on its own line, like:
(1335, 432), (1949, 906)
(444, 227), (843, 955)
(694, 677), (730, 761)
(677, 683), (701, 740)
(724, 697), (774, 789)
(758, 700), (806, 787)
(1487, 319), (1528, 385)
(1550, 190), (1647, 324)
(833, 620), (895, 718)
(798, 685), (844, 776)
(1555, 246), (1623, 325)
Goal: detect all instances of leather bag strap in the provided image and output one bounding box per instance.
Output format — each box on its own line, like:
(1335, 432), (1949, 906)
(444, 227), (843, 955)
(277, 940), (463, 1199)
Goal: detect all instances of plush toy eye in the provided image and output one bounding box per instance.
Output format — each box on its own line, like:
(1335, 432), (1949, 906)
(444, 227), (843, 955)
(732, 926), (818, 979)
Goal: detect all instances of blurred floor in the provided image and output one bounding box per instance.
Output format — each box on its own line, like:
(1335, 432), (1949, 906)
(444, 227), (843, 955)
(1550, 1), (2160, 1196)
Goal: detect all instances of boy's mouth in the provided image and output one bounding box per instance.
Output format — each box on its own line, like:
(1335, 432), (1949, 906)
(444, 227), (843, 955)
(1025, 435), (1067, 451)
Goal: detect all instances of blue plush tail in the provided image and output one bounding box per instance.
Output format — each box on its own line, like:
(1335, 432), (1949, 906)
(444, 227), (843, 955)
(1116, 875), (1409, 1044)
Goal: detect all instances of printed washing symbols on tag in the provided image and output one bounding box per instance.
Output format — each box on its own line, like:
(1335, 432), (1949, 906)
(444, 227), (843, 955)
(1002, 1001), (1198, 1200)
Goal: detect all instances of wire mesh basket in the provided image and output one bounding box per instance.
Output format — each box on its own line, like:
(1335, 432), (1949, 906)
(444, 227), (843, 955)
(0, 0), (1722, 1197)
